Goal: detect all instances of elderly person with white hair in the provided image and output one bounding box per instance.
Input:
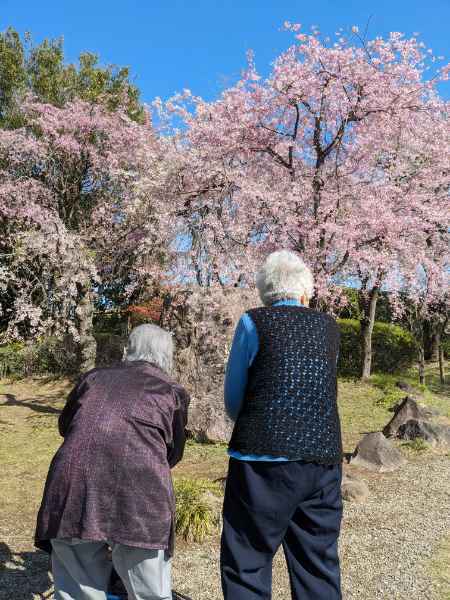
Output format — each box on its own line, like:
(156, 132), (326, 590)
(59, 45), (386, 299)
(221, 250), (343, 600)
(34, 324), (190, 600)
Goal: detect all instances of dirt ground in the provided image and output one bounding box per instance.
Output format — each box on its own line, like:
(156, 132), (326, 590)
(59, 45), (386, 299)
(0, 368), (449, 599)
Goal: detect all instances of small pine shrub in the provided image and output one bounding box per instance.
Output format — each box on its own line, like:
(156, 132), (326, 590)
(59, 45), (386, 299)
(174, 478), (221, 542)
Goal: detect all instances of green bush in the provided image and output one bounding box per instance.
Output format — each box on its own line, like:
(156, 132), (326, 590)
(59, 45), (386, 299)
(0, 342), (27, 379)
(174, 478), (221, 542)
(0, 332), (125, 378)
(337, 288), (393, 323)
(0, 336), (78, 379)
(373, 387), (405, 409)
(93, 311), (125, 336)
(338, 319), (417, 377)
(28, 336), (78, 375)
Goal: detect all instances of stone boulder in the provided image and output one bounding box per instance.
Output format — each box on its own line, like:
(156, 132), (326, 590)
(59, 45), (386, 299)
(395, 381), (417, 394)
(341, 473), (370, 503)
(383, 397), (428, 437)
(186, 399), (233, 443)
(349, 432), (406, 472)
(419, 406), (441, 418)
(397, 419), (450, 447)
(160, 287), (258, 442)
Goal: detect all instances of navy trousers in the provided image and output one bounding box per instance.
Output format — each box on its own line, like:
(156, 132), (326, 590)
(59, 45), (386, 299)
(220, 458), (343, 600)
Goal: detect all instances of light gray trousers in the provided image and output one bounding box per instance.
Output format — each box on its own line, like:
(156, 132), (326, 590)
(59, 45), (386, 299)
(51, 538), (172, 600)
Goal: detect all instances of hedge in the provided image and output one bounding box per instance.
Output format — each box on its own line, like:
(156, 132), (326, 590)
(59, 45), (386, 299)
(337, 319), (417, 377)
(0, 320), (423, 380)
(0, 334), (127, 379)
(0, 336), (78, 379)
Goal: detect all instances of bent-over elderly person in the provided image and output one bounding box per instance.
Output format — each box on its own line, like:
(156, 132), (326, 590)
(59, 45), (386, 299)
(221, 250), (343, 600)
(34, 324), (190, 600)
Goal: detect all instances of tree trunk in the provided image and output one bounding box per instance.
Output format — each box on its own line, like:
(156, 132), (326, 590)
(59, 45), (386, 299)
(438, 345), (445, 384)
(431, 331), (440, 362)
(418, 345), (426, 385)
(75, 286), (97, 373)
(360, 287), (379, 380)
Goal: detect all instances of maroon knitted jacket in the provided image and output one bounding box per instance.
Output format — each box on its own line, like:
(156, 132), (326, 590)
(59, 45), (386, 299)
(35, 360), (189, 556)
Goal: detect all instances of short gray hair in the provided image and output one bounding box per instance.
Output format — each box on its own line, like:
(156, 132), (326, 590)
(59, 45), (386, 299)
(124, 323), (174, 374)
(256, 250), (314, 306)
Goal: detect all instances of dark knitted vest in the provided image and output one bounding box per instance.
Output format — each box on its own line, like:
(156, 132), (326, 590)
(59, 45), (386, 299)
(228, 305), (343, 464)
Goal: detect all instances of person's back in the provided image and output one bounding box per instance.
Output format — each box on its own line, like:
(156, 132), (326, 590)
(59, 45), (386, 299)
(229, 304), (342, 463)
(35, 324), (189, 600)
(37, 360), (186, 552)
(221, 250), (343, 600)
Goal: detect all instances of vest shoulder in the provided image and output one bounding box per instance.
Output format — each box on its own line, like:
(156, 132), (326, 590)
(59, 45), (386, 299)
(247, 305), (338, 322)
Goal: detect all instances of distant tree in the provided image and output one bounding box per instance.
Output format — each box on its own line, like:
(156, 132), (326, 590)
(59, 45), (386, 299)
(0, 27), (144, 126)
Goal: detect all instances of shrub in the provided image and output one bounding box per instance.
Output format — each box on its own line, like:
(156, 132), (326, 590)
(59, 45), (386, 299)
(338, 319), (417, 377)
(174, 478), (221, 542)
(401, 438), (430, 453)
(93, 310), (125, 336)
(0, 336), (78, 379)
(0, 342), (27, 379)
(374, 387), (405, 409)
(27, 336), (78, 376)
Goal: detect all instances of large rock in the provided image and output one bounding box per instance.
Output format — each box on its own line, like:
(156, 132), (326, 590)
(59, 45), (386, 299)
(396, 381), (418, 395)
(186, 400), (233, 443)
(397, 419), (450, 447)
(383, 397), (428, 437)
(349, 432), (406, 472)
(419, 405), (442, 418)
(341, 473), (370, 503)
(160, 287), (259, 443)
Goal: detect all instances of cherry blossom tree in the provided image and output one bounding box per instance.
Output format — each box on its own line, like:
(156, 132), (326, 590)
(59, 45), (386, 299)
(157, 25), (449, 377)
(0, 97), (176, 370)
(398, 254), (449, 385)
(339, 104), (449, 377)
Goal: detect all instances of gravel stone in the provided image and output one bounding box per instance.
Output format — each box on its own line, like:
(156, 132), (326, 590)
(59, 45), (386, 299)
(172, 456), (450, 600)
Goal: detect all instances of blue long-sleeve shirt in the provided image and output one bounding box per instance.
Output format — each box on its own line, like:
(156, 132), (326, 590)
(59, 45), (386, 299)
(224, 299), (303, 461)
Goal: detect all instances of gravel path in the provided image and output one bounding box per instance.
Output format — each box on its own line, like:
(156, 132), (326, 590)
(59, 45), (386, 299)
(172, 455), (450, 600)
(1, 456), (448, 599)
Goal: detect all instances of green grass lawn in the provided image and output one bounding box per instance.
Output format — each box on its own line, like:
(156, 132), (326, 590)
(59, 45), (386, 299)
(0, 362), (449, 597)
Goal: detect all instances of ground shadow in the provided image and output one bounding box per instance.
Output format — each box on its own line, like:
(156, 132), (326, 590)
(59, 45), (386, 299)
(0, 542), (53, 600)
(0, 394), (61, 415)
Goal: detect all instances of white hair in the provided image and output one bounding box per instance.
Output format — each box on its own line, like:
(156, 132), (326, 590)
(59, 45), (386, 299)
(256, 250), (314, 306)
(124, 323), (174, 374)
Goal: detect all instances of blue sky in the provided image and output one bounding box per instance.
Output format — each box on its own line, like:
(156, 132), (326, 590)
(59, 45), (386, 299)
(2, 0), (449, 103)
